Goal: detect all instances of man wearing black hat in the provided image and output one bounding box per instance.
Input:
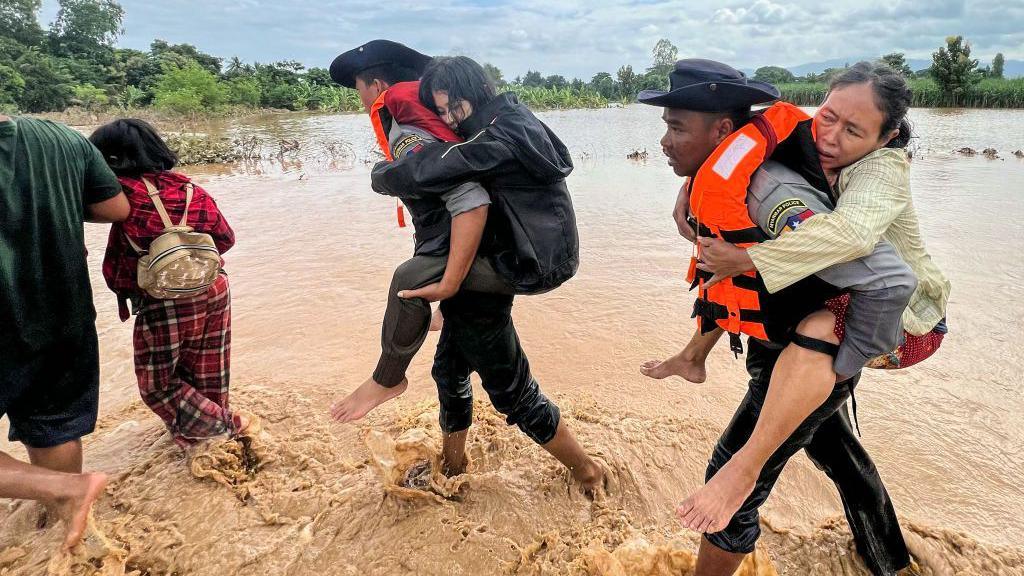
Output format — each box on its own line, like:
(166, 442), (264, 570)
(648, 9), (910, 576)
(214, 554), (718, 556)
(637, 60), (913, 575)
(328, 40), (507, 425)
(329, 39), (431, 112)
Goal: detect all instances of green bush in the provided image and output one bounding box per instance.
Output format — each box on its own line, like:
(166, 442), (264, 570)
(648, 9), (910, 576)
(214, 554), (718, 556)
(152, 61), (224, 114)
(71, 83), (109, 110)
(0, 64), (25, 109)
(261, 83), (300, 110)
(114, 85), (146, 109)
(224, 77), (261, 108)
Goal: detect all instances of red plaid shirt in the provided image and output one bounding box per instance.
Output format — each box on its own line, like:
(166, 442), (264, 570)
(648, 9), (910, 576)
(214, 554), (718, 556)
(102, 171), (235, 317)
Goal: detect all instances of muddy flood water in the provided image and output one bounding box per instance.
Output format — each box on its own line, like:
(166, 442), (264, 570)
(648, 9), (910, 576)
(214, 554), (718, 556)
(2, 105), (1023, 575)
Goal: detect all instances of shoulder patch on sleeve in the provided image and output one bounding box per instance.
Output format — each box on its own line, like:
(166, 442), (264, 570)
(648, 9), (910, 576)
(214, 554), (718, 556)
(766, 198), (810, 234)
(393, 133), (426, 159)
(712, 133), (757, 180)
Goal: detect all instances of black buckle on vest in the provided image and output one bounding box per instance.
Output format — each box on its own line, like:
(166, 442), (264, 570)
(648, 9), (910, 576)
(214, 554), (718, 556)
(729, 332), (744, 357)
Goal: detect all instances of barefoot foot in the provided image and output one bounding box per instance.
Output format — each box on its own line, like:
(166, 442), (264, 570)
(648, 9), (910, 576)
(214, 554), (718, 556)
(675, 459), (757, 534)
(330, 378), (408, 423)
(56, 472), (108, 551)
(573, 459), (607, 500)
(640, 353), (707, 383)
(233, 410), (262, 438)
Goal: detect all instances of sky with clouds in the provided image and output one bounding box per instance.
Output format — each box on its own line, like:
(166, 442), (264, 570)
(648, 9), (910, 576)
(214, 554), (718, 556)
(38, 0), (1024, 79)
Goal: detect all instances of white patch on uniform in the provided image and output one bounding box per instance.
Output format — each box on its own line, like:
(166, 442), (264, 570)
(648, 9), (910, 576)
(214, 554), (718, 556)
(712, 133), (757, 180)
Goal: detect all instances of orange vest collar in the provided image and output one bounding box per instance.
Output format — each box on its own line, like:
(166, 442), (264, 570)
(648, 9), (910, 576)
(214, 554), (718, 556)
(369, 89), (393, 161)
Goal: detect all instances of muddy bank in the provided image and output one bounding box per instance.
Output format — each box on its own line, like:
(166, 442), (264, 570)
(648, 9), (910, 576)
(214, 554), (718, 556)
(1, 383), (1020, 576)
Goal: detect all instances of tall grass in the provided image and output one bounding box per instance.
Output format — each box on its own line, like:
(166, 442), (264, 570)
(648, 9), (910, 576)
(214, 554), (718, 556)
(778, 78), (1024, 108)
(506, 85), (608, 109)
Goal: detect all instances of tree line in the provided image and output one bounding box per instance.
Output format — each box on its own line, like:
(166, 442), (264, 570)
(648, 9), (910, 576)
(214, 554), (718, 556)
(1, 0), (1019, 115)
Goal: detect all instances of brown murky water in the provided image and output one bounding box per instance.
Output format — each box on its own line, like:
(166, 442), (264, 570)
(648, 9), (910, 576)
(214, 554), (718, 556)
(2, 106), (1023, 575)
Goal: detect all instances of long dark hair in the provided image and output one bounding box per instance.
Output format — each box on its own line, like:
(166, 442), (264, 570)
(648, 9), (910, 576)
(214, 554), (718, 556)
(89, 118), (178, 177)
(828, 61), (913, 149)
(418, 56), (496, 114)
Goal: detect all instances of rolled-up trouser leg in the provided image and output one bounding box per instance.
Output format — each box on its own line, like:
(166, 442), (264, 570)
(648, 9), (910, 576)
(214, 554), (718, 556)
(374, 255), (514, 387)
(704, 338), (855, 555)
(805, 404), (911, 575)
(440, 291), (560, 444)
(432, 320), (474, 434)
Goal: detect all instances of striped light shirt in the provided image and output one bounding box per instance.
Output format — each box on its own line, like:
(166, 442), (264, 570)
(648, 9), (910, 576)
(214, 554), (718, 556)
(747, 147), (950, 336)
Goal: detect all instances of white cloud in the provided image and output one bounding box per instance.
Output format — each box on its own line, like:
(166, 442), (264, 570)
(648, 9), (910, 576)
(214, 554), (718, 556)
(39, 0), (1023, 79)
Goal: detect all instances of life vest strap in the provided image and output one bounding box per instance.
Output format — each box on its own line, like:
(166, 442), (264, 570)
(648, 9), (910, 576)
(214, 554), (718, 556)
(691, 268), (761, 292)
(692, 299), (765, 325)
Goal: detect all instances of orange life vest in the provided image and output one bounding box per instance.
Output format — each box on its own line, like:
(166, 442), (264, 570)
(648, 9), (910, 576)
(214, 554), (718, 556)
(369, 89), (406, 227)
(687, 102), (836, 354)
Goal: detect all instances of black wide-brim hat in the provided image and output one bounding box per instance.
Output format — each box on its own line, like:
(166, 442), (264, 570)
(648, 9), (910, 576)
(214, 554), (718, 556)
(637, 58), (780, 111)
(329, 40), (432, 88)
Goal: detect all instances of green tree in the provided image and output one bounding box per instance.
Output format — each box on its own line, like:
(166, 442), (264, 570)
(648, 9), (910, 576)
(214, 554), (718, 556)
(0, 0), (44, 46)
(590, 71), (615, 99)
(150, 40), (221, 75)
(13, 48), (75, 111)
(521, 70), (544, 88)
(639, 69), (667, 91)
(649, 38), (678, 76)
(0, 63), (26, 109)
(992, 53), (1005, 79)
(152, 61), (225, 114)
(545, 74), (567, 89)
(483, 62), (504, 87)
(753, 65), (795, 85)
(932, 35), (979, 100)
(880, 52), (912, 77)
(616, 65), (637, 97)
(304, 67), (332, 86)
(49, 0), (124, 55)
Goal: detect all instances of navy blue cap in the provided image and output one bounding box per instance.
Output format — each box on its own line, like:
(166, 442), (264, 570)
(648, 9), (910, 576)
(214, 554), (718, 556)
(329, 40), (431, 89)
(638, 59), (780, 111)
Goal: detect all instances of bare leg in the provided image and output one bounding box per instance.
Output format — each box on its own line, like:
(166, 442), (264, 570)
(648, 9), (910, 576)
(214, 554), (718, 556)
(441, 429), (469, 476)
(27, 439), (83, 474)
(540, 420), (605, 497)
(330, 377), (408, 423)
(429, 307), (444, 332)
(678, 310), (839, 533)
(641, 327), (723, 383)
(0, 450), (107, 550)
(694, 536), (746, 576)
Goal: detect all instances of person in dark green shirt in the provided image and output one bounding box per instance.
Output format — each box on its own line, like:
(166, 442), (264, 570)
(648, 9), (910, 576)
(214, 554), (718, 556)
(0, 114), (128, 550)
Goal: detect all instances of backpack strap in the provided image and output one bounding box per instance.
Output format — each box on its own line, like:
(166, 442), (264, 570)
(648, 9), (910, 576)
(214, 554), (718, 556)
(142, 177), (175, 230)
(178, 182), (194, 227)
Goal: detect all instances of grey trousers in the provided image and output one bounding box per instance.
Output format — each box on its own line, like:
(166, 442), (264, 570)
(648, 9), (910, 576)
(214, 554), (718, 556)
(373, 255), (514, 387)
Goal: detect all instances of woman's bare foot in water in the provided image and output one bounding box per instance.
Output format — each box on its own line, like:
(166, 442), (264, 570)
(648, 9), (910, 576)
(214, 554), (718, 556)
(233, 411), (262, 438)
(675, 457), (757, 534)
(330, 378), (408, 423)
(640, 351), (707, 383)
(429, 308), (444, 332)
(55, 472), (108, 551)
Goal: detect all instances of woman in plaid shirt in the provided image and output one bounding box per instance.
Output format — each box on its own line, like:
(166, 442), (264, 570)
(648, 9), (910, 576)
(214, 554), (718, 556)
(90, 119), (256, 448)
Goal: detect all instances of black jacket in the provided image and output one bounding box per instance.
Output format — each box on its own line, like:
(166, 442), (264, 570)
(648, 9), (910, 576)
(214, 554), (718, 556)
(371, 93), (579, 295)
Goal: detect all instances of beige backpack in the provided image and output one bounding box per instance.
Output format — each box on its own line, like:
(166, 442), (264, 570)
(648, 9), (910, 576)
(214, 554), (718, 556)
(126, 177), (222, 299)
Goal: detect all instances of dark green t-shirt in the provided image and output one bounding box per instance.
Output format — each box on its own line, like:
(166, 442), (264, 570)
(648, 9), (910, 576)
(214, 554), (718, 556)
(0, 117), (121, 359)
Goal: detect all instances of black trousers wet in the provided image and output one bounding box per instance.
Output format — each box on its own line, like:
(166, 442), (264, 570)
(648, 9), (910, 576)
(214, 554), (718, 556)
(431, 291), (560, 445)
(705, 338), (910, 576)
(373, 255), (514, 387)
